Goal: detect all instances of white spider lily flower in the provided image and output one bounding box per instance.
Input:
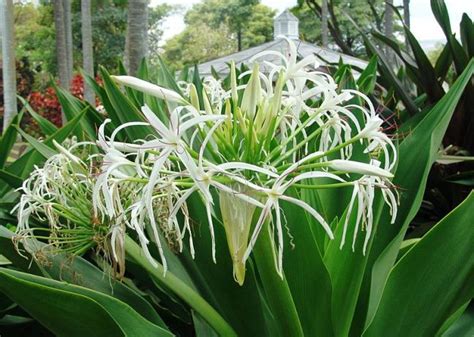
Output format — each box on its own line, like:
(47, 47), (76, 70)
(82, 37), (399, 284)
(13, 141), (130, 275)
(359, 115), (397, 171)
(112, 75), (186, 104)
(328, 159), (394, 178)
(240, 63), (262, 119)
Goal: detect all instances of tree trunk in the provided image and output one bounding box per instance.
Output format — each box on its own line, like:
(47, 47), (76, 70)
(63, 0), (73, 87)
(321, 0), (329, 47)
(126, 0), (148, 76)
(237, 28), (242, 51)
(81, 0), (94, 105)
(384, 0), (394, 62)
(53, 0), (69, 89)
(384, 0), (394, 38)
(1, 0), (17, 132)
(403, 0), (411, 53)
(53, 0), (69, 124)
(403, 0), (410, 29)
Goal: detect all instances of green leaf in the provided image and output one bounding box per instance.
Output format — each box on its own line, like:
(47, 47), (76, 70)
(181, 194), (270, 337)
(5, 107), (86, 180)
(282, 190), (334, 337)
(359, 60), (474, 333)
(0, 227), (41, 275)
(0, 170), (23, 189)
(99, 67), (153, 140)
(0, 268), (174, 337)
(18, 96), (58, 136)
(362, 34), (418, 115)
(403, 24), (445, 101)
(363, 192), (474, 337)
(460, 13), (474, 57)
(441, 303), (474, 337)
(356, 56), (378, 94)
(41, 253), (167, 327)
(252, 219), (304, 337)
(0, 111), (23, 169)
(53, 84), (99, 140)
(15, 127), (57, 159)
(434, 43), (453, 81)
(431, 0), (469, 74)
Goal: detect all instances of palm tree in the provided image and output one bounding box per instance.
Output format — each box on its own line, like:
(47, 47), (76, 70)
(53, 0), (69, 90)
(1, 0), (17, 132)
(126, 0), (149, 75)
(81, 0), (94, 105)
(64, 0), (73, 87)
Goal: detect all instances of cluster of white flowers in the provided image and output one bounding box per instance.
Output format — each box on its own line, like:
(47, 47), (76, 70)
(14, 38), (398, 285)
(92, 38), (398, 284)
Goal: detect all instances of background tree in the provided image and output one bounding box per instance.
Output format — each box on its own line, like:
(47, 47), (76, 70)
(81, 0), (94, 104)
(163, 23), (236, 70)
(1, 0), (18, 132)
(294, 0), (399, 57)
(163, 0), (275, 69)
(125, 0), (149, 75)
(225, 0), (259, 51)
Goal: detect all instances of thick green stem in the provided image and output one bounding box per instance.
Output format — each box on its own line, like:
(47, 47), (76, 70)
(124, 236), (237, 337)
(252, 222), (304, 337)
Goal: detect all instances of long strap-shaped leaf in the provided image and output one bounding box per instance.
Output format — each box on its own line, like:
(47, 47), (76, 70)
(0, 268), (173, 337)
(357, 59), (474, 334)
(363, 192), (474, 337)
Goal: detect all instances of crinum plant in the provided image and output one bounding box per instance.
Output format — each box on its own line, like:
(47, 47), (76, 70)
(90, 38), (398, 285)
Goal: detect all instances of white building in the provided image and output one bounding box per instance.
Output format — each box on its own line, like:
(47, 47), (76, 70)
(198, 9), (367, 76)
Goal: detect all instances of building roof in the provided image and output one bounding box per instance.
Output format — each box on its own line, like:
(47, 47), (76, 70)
(275, 9), (299, 22)
(197, 38), (368, 77)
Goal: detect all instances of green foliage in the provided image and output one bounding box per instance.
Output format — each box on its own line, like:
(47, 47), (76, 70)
(12, 1), (172, 80)
(356, 0), (474, 225)
(293, 0), (402, 56)
(13, 3), (56, 79)
(1, 28), (473, 337)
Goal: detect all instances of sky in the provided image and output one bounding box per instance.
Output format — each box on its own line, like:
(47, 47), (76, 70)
(151, 0), (474, 49)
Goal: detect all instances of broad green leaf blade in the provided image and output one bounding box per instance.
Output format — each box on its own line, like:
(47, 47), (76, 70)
(403, 25), (445, 101)
(0, 170), (22, 189)
(460, 13), (474, 57)
(15, 127), (57, 159)
(434, 43), (453, 81)
(41, 254), (167, 327)
(362, 35), (418, 115)
(5, 108), (86, 179)
(0, 226), (166, 327)
(181, 194), (270, 337)
(356, 56), (378, 94)
(0, 111), (23, 169)
(357, 60), (474, 333)
(252, 219), (304, 337)
(0, 268), (173, 337)
(363, 192), (474, 337)
(431, 0), (469, 73)
(18, 96), (58, 136)
(282, 190), (334, 337)
(0, 227), (41, 274)
(53, 84), (99, 140)
(99, 67), (153, 140)
(441, 303), (474, 337)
